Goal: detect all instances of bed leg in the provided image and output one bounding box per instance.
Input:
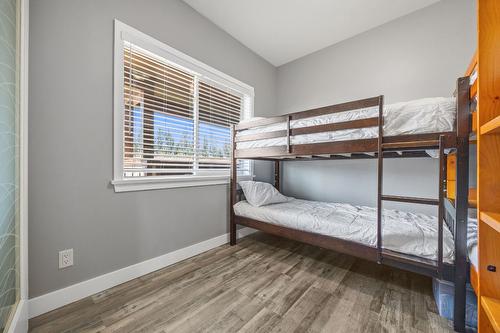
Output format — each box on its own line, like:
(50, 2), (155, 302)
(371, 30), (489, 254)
(453, 140), (469, 333)
(230, 215), (237, 246)
(453, 269), (467, 332)
(453, 77), (470, 333)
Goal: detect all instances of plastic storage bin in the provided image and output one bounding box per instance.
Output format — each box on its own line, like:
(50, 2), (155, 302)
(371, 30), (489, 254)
(432, 278), (477, 331)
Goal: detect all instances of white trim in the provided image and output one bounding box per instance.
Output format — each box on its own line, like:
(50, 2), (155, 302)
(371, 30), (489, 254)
(112, 175), (228, 192)
(19, 0), (29, 306)
(113, 20), (125, 185)
(8, 0), (29, 332)
(193, 77), (200, 172)
(28, 227), (257, 318)
(112, 19), (254, 192)
(115, 20), (254, 97)
(6, 300), (27, 333)
(111, 174), (254, 192)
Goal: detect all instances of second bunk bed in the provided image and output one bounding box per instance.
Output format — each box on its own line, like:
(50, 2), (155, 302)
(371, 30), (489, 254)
(229, 77), (474, 332)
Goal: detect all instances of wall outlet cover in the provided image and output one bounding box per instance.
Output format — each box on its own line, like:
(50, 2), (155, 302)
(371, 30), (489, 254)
(59, 249), (74, 269)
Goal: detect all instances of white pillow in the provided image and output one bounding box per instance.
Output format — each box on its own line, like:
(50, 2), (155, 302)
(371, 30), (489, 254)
(238, 181), (290, 207)
(238, 116), (265, 123)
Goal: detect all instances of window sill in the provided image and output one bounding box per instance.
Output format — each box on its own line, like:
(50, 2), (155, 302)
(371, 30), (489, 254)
(111, 174), (254, 193)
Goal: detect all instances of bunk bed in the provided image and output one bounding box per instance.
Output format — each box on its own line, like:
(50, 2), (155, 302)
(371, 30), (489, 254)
(229, 79), (473, 332)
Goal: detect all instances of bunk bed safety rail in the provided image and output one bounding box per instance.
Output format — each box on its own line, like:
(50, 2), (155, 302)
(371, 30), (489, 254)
(234, 96), (383, 159)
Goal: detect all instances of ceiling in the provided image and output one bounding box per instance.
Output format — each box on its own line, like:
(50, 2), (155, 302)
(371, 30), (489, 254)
(183, 0), (440, 66)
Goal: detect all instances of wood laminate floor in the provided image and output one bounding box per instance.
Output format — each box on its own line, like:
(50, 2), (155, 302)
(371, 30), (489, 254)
(29, 233), (454, 333)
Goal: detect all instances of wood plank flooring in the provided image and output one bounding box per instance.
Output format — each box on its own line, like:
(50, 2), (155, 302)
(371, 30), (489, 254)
(29, 233), (454, 333)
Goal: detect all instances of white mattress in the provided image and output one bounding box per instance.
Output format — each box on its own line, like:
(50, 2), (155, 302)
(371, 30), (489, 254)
(234, 198), (455, 262)
(237, 97), (456, 150)
(468, 218), (478, 268)
(469, 246), (478, 268)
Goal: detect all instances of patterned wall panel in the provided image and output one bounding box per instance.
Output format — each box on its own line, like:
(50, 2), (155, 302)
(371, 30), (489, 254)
(0, 0), (19, 330)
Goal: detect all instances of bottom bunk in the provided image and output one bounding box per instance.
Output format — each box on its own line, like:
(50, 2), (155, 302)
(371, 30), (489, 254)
(234, 197), (477, 279)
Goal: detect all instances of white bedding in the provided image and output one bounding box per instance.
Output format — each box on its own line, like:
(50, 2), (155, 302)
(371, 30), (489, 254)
(237, 97), (456, 150)
(468, 218), (478, 268)
(234, 198), (455, 262)
(235, 198), (478, 264)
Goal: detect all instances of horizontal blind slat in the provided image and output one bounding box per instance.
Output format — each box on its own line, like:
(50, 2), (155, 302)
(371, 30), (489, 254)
(124, 46), (193, 80)
(124, 79), (194, 104)
(124, 67), (194, 94)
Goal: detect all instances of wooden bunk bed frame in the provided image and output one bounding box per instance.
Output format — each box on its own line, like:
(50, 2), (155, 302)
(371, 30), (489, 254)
(229, 79), (473, 332)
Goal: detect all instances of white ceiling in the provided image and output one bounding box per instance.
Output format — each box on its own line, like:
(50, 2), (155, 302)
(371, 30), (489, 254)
(183, 0), (440, 66)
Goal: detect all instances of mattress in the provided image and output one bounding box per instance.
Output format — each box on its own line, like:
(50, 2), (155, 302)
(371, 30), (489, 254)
(237, 97), (456, 150)
(468, 218), (478, 268)
(234, 198), (454, 262)
(234, 198), (476, 264)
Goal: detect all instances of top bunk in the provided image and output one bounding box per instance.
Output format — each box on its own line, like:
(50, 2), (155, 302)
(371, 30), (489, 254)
(233, 91), (472, 160)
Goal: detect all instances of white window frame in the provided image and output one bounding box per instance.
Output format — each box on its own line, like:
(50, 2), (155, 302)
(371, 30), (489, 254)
(112, 20), (254, 192)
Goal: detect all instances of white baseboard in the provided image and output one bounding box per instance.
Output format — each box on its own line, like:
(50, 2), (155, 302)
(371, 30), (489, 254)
(28, 227), (256, 319)
(7, 299), (28, 333)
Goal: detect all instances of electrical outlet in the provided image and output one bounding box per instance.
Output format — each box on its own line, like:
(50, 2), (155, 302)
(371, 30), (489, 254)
(59, 249), (74, 269)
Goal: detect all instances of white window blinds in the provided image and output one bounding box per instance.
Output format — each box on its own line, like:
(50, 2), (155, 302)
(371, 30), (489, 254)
(198, 81), (240, 171)
(122, 42), (249, 178)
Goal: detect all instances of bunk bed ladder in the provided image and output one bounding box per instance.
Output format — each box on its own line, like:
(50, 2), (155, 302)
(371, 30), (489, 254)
(377, 111), (447, 280)
(377, 147), (447, 270)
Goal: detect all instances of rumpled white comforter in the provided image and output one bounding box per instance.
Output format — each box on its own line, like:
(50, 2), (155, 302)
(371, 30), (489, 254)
(237, 97), (456, 150)
(234, 198), (456, 262)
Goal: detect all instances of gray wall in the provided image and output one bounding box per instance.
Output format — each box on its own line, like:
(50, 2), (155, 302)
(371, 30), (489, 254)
(276, 0), (476, 215)
(29, 0), (276, 297)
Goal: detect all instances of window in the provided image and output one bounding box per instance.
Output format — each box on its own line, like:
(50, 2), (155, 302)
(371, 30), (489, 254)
(113, 20), (254, 192)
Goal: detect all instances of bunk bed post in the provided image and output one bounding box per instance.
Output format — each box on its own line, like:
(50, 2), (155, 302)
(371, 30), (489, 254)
(376, 95), (384, 263)
(274, 161), (280, 191)
(453, 76), (470, 333)
(286, 115), (291, 153)
(438, 135), (445, 277)
(230, 125), (237, 246)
